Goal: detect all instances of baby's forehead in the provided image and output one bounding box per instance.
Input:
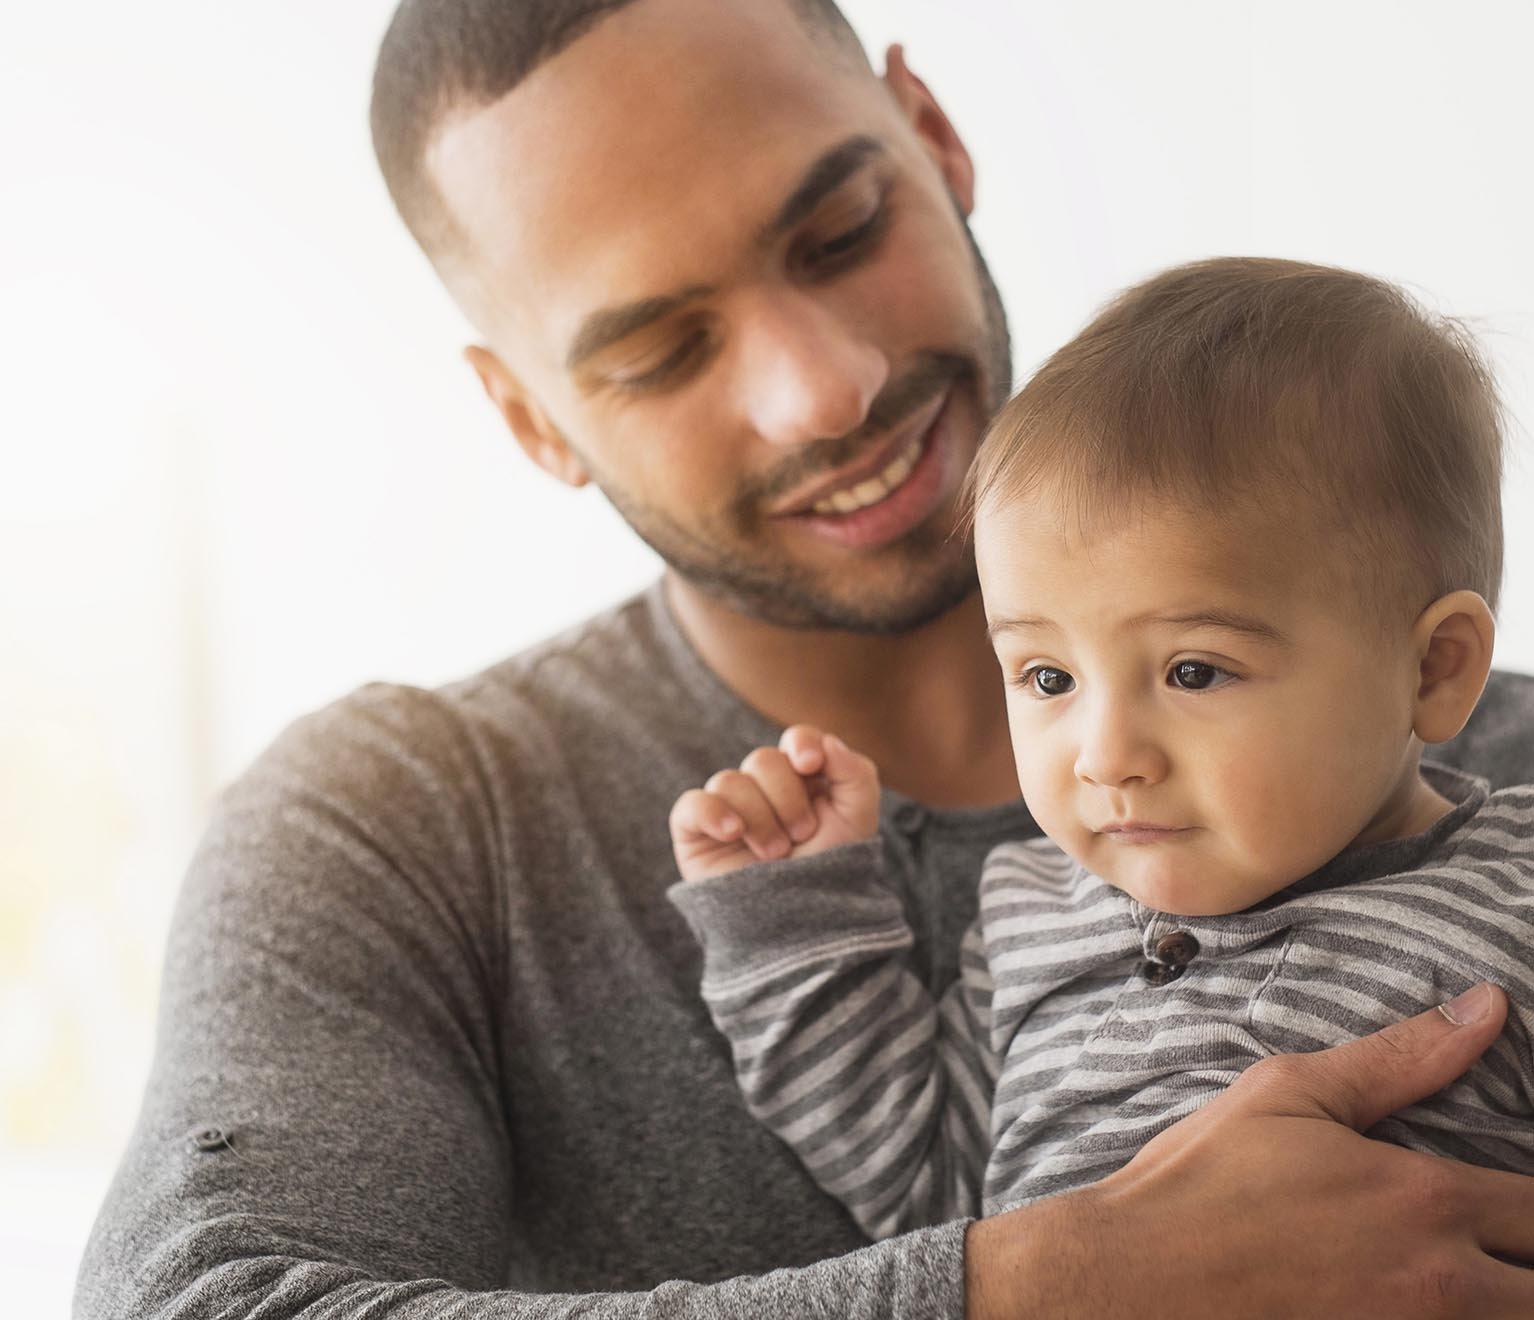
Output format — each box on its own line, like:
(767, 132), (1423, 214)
(974, 485), (1297, 571)
(973, 490), (1359, 638)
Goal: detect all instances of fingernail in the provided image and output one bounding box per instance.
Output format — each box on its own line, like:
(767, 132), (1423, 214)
(1439, 983), (1492, 1025)
(720, 815), (743, 837)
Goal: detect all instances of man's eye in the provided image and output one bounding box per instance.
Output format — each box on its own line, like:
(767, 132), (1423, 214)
(611, 328), (711, 392)
(802, 200), (889, 272)
(1168, 661), (1233, 691)
(1020, 666), (1075, 698)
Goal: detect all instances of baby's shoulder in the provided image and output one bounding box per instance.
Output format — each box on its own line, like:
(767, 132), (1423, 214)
(1440, 784), (1534, 872)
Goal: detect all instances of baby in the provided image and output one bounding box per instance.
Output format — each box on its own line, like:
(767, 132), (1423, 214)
(666, 256), (1534, 1240)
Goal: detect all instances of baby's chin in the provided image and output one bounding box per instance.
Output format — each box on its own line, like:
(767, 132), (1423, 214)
(1114, 879), (1273, 919)
(1086, 841), (1296, 917)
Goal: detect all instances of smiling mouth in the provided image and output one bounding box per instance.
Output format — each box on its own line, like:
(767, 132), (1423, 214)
(808, 429), (925, 515)
(771, 385), (950, 520)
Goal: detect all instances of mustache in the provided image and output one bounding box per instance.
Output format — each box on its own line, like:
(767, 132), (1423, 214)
(740, 353), (971, 510)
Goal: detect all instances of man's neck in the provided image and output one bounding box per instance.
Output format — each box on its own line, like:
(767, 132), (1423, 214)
(665, 573), (1020, 809)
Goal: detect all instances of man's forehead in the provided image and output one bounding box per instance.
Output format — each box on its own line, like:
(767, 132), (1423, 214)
(425, 0), (883, 345)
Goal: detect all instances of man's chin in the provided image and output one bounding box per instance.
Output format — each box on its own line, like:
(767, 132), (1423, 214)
(675, 554), (980, 635)
(602, 477), (979, 634)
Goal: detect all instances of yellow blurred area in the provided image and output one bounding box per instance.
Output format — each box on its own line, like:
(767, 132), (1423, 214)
(0, 651), (188, 1152)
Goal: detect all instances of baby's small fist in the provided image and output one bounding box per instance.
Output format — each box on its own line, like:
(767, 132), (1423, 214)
(773, 725), (880, 850)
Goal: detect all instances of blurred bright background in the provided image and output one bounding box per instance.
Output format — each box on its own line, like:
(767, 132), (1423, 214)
(3, 0), (1532, 1312)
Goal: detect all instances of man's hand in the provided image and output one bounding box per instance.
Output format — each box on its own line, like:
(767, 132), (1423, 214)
(670, 725), (880, 881)
(967, 983), (1534, 1319)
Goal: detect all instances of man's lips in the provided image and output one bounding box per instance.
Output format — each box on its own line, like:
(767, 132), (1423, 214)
(766, 386), (952, 518)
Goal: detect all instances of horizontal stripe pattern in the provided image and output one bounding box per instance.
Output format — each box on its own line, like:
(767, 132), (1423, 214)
(692, 774), (1534, 1238)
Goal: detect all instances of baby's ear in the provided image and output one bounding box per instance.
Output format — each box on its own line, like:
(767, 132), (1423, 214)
(1410, 591), (1496, 745)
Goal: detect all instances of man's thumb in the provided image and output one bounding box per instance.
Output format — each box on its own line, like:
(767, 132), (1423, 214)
(1282, 982), (1507, 1131)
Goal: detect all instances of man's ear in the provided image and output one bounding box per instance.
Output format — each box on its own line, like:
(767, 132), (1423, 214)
(883, 44), (975, 216)
(1410, 590), (1496, 745)
(464, 345), (589, 488)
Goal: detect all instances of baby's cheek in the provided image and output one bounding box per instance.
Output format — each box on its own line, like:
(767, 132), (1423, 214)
(1013, 741), (1072, 821)
(1217, 757), (1356, 882)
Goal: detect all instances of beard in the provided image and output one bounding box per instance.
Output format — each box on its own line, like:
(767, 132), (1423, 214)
(591, 219), (1012, 634)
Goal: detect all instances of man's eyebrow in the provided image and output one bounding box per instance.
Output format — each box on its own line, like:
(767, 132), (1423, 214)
(566, 284), (715, 371)
(759, 135), (887, 244)
(1128, 610), (1290, 645)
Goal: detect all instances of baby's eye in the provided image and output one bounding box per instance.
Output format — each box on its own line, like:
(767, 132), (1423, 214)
(1024, 666), (1075, 698)
(1168, 661), (1233, 691)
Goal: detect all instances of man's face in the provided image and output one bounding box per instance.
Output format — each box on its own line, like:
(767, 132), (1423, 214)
(429, 0), (1010, 631)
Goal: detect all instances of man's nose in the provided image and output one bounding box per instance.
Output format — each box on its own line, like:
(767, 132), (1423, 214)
(1073, 701), (1169, 789)
(735, 292), (889, 447)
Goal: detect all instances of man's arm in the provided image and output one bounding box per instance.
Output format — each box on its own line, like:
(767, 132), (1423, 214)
(73, 687), (973, 1319)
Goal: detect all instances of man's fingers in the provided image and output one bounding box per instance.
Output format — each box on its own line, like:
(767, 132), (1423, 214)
(705, 770), (792, 860)
(1237, 983), (1507, 1130)
(1460, 1161), (1534, 1263)
(1455, 1252), (1534, 1319)
(740, 746), (817, 843)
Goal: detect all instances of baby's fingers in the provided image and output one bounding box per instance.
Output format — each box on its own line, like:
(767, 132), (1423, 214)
(740, 746), (818, 844)
(778, 724), (830, 777)
(705, 769), (794, 861)
(820, 734), (881, 836)
(669, 788), (745, 849)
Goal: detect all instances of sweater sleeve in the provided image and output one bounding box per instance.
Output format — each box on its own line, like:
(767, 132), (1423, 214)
(667, 842), (1000, 1241)
(73, 687), (969, 1320)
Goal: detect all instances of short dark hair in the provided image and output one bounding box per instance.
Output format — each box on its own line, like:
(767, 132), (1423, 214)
(371, 0), (868, 263)
(968, 257), (1505, 618)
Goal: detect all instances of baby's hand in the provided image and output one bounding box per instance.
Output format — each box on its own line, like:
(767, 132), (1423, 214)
(670, 725), (881, 882)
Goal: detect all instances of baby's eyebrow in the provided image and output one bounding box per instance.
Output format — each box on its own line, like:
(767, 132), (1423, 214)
(986, 614), (1056, 640)
(1129, 609), (1289, 645)
(985, 610), (1290, 645)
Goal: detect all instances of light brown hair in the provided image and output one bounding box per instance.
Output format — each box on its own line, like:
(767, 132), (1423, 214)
(968, 257), (1505, 618)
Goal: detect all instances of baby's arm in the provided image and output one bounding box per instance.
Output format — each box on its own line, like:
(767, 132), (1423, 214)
(668, 726), (999, 1239)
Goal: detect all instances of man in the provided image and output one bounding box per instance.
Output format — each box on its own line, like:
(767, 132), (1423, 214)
(77, 1), (1534, 1316)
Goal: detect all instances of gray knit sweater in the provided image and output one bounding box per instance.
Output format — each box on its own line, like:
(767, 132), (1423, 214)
(74, 584), (1534, 1318)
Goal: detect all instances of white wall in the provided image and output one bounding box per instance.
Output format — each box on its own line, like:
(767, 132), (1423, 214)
(3, 2), (1531, 1312)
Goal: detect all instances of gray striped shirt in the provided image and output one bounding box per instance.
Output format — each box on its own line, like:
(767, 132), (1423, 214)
(669, 765), (1534, 1240)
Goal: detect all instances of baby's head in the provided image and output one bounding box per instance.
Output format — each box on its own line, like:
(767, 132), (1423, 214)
(971, 257), (1504, 915)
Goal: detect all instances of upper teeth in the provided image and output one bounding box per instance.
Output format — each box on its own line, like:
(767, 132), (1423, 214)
(811, 434), (923, 516)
